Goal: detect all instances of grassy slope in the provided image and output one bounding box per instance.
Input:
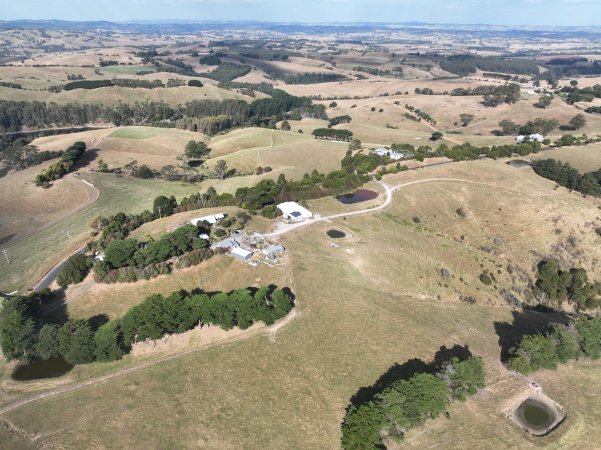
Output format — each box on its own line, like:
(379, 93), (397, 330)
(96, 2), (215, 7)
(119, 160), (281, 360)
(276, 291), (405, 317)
(3, 161), (601, 448)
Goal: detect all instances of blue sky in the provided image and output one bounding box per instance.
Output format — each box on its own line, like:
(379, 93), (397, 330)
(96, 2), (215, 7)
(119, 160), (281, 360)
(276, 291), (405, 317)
(2, 0), (601, 26)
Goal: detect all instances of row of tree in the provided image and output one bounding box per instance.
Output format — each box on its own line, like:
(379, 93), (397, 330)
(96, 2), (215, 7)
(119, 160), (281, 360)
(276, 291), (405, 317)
(532, 159), (601, 197)
(341, 355), (485, 449)
(33, 141), (87, 187)
(0, 89), (313, 134)
(312, 128), (353, 141)
(507, 316), (601, 374)
(0, 286), (294, 366)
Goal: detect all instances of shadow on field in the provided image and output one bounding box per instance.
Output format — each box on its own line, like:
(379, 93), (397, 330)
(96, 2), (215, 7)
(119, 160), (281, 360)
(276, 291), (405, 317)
(349, 344), (472, 408)
(494, 308), (571, 362)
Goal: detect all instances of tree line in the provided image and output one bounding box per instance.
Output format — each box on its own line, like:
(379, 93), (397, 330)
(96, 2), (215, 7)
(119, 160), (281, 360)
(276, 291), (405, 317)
(33, 141), (86, 187)
(507, 315), (601, 375)
(266, 70), (347, 85)
(437, 55), (540, 76)
(532, 159), (601, 197)
(0, 286), (294, 366)
(312, 128), (353, 141)
(341, 355), (485, 449)
(0, 89), (313, 134)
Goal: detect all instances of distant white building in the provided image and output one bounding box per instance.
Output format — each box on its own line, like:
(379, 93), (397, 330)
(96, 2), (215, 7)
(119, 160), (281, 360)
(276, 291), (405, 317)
(231, 247), (253, 262)
(190, 213), (226, 226)
(516, 134), (544, 144)
(372, 147), (412, 160)
(277, 202), (313, 222)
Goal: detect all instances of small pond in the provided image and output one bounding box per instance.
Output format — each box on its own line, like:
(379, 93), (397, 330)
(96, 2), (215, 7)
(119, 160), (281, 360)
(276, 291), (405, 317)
(513, 397), (563, 436)
(326, 229), (346, 238)
(507, 159), (532, 168)
(337, 189), (378, 204)
(11, 357), (73, 381)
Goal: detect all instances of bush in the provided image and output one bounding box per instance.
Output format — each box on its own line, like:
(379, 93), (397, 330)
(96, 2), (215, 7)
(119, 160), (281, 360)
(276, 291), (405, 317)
(479, 273), (493, 285)
(188, 80), (203, 87)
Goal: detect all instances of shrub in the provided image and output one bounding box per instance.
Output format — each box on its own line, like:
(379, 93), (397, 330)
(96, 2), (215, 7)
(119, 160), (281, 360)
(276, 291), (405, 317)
(479, 273), (493, 285)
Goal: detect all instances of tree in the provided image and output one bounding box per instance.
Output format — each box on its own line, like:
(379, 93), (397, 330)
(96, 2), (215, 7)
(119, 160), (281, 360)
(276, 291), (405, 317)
(184, 140), (210, 159)
(153, 195), (176, 217)
(569, 113), (586, 130)
(97, 159), (109, 172)
(348, 139), (362, 150)
(570, 79), (578, 87)
(430, 131), (444, 141)
(440, 356), (485, 401)
(280, 120), (291, 131)
(534, 96), (552, 109)
(58, 320), (95, 365)
(56, 253), (93, 288)
(188, 79), (203, 87)
(341, 402), (385, 450)
(213, 160), (229, 179)
(104, 239), (139, 268)
(36, 324), (61, 360)
(0, 296), (38, 361)
(94, 320), (125, 362)
(459, 113), (474, 126)
(329, 101), (338, 108)
(134, 164), (154, 179)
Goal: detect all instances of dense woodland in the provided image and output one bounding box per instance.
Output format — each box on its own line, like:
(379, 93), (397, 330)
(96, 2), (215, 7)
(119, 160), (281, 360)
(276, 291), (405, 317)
(33, 141), (86, 187)
(0, 286), (294, 366)
(437, 55), (540, 76)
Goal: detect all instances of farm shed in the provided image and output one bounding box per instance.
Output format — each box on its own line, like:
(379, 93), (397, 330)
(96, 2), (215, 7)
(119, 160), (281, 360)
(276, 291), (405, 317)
(277, 202), (312, 222)
(231, 247), (253, 262)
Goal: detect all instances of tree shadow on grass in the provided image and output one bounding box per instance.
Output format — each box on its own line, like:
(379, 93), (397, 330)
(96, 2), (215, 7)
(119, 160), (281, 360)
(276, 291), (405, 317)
(494, 308), (572, 362)
(349, 344), (473, 409)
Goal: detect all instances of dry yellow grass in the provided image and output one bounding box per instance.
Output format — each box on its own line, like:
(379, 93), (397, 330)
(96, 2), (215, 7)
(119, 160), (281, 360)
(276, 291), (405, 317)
(2, 160), (601, 449)
(527, 142), (601, 172)
(0, 162), (91, 242)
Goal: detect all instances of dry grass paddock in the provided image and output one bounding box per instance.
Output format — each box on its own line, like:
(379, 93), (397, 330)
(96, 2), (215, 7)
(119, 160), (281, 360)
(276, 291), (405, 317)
(2, 160), (601, 449)
(0, 162), (92, 243)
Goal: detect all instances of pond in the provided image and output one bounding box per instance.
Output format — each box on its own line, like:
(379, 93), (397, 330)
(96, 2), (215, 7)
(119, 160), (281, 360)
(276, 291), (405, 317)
(11, 357), (73, 381)
(507, 159), (532, 168)
(337, 189), (379, 204)
(326, 229), (346, 238)
(513, 397), (563, 436)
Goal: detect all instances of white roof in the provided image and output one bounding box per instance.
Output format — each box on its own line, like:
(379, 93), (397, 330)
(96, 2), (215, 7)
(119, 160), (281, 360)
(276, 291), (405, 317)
(277, 202), (312, 219)
(190, 213), (225, 225)
(231, 247), (253, 259)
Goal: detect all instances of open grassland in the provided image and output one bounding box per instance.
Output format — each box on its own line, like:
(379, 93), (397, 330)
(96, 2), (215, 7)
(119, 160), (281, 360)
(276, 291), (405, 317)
(208, 129), (348, 178)
(2, 160), (601, 448)
(527, 142), (601, 173)
(0, 173), (199, 292)
(0, 163), (92, 243)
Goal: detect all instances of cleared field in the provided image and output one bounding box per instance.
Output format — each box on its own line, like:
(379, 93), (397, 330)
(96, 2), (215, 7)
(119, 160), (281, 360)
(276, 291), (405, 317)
(2, 160), (601, 449)
(0, 173), (199, 292)
(33, 126), (206, 171)
(527, 142), (601, 172)
(0, 162), (92, 243)
(208, 129), (348, 177)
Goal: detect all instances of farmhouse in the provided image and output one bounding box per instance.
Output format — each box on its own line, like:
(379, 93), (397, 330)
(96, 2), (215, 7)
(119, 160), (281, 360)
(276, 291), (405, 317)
(190, 213), (226, 226)
(516, 133), (544, 143)
(373, 147), (412, 160)
(277, 202), (313, 222)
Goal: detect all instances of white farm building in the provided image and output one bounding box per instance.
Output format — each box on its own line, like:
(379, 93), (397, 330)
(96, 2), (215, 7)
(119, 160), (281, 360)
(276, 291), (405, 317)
(516, 134), (544, 144)
(277, 202), (313, 222)
(190, 213), (226, 226)
(231, 247), (253, 262)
